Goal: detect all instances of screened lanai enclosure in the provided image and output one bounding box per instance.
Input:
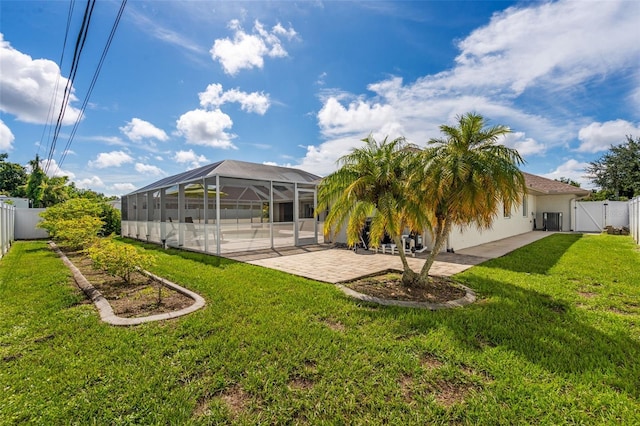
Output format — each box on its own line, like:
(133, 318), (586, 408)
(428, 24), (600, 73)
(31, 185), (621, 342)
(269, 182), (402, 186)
(121, 160), (323, 255)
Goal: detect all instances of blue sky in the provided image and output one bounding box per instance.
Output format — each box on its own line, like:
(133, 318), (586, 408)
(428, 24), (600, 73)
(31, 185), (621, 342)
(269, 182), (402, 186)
(1, 0), (639, 196)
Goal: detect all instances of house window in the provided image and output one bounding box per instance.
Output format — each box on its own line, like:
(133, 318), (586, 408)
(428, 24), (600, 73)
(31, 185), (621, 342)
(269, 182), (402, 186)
(503, 203), (511, 218)
(522, 196), (528, 217)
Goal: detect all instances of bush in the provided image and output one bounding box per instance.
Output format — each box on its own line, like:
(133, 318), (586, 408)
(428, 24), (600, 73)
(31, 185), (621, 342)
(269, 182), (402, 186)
(86, 239), (155, 284)
(38, 198), (120, 242)
(38, 198), (103, 238)
(55, 216), (104, 250)
(99, 202), (121, 236)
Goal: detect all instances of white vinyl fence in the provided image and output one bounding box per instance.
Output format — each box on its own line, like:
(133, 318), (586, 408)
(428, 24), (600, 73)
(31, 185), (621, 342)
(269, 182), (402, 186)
(0, 203), (15, 257)
(15, 208), (48, 240)
(574, 200), (629, 233)
(630, 196), (640, 245)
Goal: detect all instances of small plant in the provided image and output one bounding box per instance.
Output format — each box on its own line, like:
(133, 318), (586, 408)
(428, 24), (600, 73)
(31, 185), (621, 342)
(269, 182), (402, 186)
(54, 216), (104, 250)
(87, 239), (155, 285)
(38, 198), (119, 246)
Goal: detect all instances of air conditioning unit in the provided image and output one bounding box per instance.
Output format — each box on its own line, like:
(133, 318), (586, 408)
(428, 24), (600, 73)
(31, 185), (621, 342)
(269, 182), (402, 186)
(543, 212), (562, 231)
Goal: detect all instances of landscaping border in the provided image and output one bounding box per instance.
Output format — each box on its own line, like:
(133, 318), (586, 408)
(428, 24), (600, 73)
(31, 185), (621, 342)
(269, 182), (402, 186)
(336, 282), (476, 309)
(50, 242), (206, 326)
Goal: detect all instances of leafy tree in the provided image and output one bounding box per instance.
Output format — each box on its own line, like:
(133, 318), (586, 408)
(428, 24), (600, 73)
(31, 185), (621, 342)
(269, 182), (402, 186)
(41, 175), (73, 207)
(585, 135), (640, 199)
(318, 135), (429, 286)
(556, 177), (580, 187)
(0, 153), (27, 196)
(416, 112), (525, 284)
(99, 202), (121, 236)
(25, 155), (47, 208)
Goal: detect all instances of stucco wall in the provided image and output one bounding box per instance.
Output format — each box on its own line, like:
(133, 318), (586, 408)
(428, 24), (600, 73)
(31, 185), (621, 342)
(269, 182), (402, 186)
(534, 194), (578, 232)
(425, 194), (537, 252)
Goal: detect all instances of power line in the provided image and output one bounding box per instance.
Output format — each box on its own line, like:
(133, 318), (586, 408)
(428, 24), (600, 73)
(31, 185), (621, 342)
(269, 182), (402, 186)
(44, 0), (96, 175)
(58, 0), (128, 170)
(38, 0), (76, 160)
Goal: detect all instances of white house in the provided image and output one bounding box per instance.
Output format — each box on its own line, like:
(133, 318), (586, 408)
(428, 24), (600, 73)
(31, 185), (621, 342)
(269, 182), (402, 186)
(423, 172), (590, 252)
(330, 172), (590, 253)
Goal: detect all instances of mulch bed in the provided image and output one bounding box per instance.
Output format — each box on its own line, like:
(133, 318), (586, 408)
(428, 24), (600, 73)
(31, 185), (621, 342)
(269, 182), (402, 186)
(63, 249), (193, 318)
(345, 271), (467, 303)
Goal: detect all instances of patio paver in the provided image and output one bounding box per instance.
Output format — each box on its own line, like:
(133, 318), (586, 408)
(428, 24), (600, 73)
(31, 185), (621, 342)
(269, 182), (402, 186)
(227, 231), (556, 283)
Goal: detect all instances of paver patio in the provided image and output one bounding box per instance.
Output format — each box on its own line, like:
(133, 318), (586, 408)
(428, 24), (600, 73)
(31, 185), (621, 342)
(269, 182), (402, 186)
(226, 231), (555, 283)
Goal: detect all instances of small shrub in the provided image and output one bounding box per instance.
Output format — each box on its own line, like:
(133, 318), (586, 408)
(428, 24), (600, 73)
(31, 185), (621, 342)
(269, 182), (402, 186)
(87, 239), (155, 284)
(55, 216), (104, 250)
(38, 198), (119, 241)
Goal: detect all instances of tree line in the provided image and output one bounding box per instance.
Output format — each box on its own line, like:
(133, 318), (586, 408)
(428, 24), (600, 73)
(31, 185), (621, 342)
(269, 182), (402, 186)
(0, 153), (116, 207)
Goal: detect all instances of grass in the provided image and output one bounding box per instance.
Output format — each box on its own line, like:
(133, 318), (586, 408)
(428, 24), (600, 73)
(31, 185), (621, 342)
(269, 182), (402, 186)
(1, 233), (639, 424)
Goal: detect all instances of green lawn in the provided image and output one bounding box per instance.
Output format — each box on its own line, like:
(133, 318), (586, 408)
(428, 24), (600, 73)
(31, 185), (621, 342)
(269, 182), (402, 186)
(1, 234), (639, 425)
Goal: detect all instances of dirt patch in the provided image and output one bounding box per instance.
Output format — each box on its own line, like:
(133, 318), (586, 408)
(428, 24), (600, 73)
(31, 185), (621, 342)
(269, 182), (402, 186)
(399, 374), (414, 402)
(420, 353), (444, 370)
(578, 291), (598, 299)
(431, 379), (477, 407)
(288, 375), (314, 391)
(64, 249), (193, 318)
(321, 318), (346, 332)
(345, 272), (467, 303)
(220, 384), (251, 419)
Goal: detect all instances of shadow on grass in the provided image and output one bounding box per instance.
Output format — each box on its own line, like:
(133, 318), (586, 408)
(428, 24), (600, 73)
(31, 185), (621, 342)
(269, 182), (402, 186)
(395, 276), (640, 397)
(119, 237), (237, 268)
(480, 233), (583, 274)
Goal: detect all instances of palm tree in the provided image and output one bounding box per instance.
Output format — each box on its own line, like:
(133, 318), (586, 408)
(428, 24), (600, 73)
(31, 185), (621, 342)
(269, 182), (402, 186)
(317, 135), (429, 285)
(416, 112), (526, 282)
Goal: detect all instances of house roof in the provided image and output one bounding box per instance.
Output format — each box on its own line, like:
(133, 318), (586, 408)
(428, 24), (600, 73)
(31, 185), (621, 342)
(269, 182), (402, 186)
(523, 172), (590, 196)
(126, 159), (321, 195)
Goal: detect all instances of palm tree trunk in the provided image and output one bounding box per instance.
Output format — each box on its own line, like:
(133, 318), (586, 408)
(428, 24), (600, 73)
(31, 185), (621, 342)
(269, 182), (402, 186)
(394, 235), (419, 286)
(419, 217), (451, 282)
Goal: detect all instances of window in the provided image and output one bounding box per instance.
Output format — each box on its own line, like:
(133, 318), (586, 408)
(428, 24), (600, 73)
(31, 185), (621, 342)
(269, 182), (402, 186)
(522, 196), (528, 217)
(503, 203), (511, 218)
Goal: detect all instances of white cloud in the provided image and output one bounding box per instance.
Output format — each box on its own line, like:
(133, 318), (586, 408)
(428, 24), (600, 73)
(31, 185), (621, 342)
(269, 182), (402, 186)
(89, 151), (134, 168)
(40, 158), (75, 179)
(299, 0), (639, 176)
(76, 176), (105, 189)
(175, 109), (236, 149)
(112, 182), (137, 193)
(128, 9), (203, 54)
(0, 119), (15, 150)
(317, 97), (397, 138)
(87, 135), (128, 146)
(577, 120), (640, 153)
(501, 132), (546, 157)
(542, 159), (593, 189)
(210, 20), (297, 75)
(0, 34), (82, 124)
(120, 118), (169, 142)
(134, 163), (166, 176)
(173, 149), (209, 169)
(447, 0), (640, 95)
(199, 83), (270, 114)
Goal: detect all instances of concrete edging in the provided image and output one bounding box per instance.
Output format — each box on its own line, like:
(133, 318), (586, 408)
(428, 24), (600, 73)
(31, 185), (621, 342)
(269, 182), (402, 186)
(335, 282), (476, 310)
(50, 242), (206, 326)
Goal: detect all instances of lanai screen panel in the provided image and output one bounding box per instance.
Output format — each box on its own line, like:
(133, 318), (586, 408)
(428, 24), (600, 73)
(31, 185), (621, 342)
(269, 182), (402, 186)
(122, 159), (320, 253)
(218, 176), (280, 253)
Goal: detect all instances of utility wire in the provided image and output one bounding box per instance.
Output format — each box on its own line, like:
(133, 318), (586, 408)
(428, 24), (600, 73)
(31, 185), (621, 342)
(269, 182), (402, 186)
(58, 0), (128, 169)
(45, 0), (96, 175)
(38, 0), (75, 160)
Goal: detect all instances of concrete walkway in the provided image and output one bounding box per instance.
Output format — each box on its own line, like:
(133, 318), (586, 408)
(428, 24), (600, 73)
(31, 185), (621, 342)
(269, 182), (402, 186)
(227, 231), (555, 284)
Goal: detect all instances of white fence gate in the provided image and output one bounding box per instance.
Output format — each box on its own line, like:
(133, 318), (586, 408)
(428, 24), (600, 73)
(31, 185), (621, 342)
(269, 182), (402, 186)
(574, 201), (629, 233)
(630, 197), (639, 244)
